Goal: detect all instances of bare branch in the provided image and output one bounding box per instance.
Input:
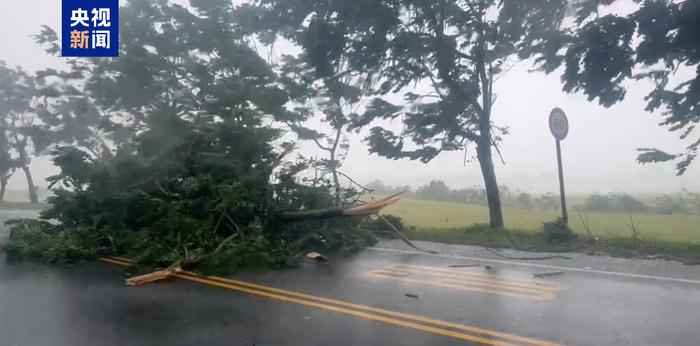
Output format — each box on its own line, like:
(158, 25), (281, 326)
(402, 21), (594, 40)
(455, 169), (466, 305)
(213, 232), (237, 255)
(626, 215), (640, 240)
(493, 62), (516, 83)
(425, 68), (445, 99)
(490, 136), (506, 165)
(463, 142), (469, 167)
(311, 136), (332, 152)
(336, 171), (373, 192)
(378, 214), (435, 253)
(285, 120), (331, 151)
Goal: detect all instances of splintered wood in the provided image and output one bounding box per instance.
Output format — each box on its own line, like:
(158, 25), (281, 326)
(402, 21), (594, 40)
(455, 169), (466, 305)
(126, 267), (183, 286)
(343, 191), (406, 216)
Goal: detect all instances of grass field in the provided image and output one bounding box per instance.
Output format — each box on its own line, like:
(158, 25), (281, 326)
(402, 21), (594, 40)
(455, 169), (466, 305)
(0, 201), (47, 210)
(0, 190), (48, 210)
(383, 198), (700, 244)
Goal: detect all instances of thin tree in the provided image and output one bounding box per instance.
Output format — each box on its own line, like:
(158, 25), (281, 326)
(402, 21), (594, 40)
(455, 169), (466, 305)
(0, 121), (15, 201)
(281, 56), (360, 205)
(0, 63), (39, 202)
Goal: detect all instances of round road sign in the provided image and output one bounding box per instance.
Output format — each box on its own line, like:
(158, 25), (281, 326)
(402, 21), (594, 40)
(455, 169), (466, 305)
(549, 107), (569, 140)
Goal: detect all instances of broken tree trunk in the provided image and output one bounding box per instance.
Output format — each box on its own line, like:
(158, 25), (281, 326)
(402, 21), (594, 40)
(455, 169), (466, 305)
(276, 191), (405, 221)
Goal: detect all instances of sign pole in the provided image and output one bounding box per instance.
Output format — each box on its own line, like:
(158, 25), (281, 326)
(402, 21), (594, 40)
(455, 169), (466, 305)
(549, 107), (569, 224)
(555, 139), (567, 222)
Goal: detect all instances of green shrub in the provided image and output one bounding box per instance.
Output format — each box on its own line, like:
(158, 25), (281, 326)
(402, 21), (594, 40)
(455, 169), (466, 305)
(542, 218), (577, 244)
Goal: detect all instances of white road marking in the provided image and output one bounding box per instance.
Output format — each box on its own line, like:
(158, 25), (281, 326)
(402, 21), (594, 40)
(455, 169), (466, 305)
(367, 247), (700, 285)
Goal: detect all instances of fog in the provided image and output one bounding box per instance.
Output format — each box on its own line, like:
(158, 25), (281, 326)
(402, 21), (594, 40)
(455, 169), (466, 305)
(1, 0), (698, 195)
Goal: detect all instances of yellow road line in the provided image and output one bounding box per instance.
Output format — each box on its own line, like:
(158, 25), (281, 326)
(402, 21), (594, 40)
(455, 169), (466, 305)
(378, 267), (565, 292)
(100, 257), (562, 346)
(101, 257), (132, 266)
(107, 256), (132, 263)
(179, 274), (519, 346)
(369, 269), (411, 278)
(395, 264), (565, 288)
(366, 271), (553, 301)
(369, 269), (556, 297)
(199, 273), (558, 345)
(395, 265), (566, 290)
(438, 278), (555, 296)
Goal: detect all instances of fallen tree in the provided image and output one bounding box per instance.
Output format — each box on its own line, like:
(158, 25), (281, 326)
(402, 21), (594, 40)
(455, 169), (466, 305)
(2, 0), (408, 280)
(113, 193), (407, 286)
(3, 139), (405, 278)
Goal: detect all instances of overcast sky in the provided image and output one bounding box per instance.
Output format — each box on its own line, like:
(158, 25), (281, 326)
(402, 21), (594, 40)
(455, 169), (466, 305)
(0, 0), (698, 195)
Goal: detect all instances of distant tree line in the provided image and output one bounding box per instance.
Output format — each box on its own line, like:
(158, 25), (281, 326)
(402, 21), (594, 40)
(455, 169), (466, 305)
(368, 180), (700, 215)
(580, 193), (649, 213)
(579, 190), (700, 215)
(367, 179), (564, 210)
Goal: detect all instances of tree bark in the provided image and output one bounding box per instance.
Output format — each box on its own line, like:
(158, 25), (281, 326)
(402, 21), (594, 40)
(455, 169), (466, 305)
(21, 165), (38, 203)
(477, 141), (504, 228)
(11, 127), (37, 203)
(473, 11), (504, 229)
(0, 177), (6, 202)
(329, 128), (342, 206)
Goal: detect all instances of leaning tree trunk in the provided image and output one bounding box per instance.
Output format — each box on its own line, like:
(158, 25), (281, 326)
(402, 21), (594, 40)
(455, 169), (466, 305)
(21, 165), (38, 203)
(476, 141), (504, 228)
(0, 177), (6, 202)
(473, 26), (504, 229)
(329, 128), (342, 206)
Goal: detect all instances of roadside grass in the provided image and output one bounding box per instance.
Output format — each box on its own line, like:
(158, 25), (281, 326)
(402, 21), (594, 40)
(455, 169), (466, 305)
(382, 198), (700, 243)
(403, 225), (700, 264)
(375, 198), (700, 264)
(0, 190), (51, 210)
(0, 201), (47, 210)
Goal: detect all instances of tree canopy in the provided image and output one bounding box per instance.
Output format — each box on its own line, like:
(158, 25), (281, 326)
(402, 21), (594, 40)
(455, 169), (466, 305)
(249, 0), (569, 227)
(526, 0), (700, 175)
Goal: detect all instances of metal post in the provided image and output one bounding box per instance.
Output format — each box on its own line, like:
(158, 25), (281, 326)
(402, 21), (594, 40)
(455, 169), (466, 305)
(555, 139), (567, 222)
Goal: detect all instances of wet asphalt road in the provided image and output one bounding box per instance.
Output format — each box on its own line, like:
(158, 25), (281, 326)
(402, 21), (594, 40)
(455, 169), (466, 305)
(1, 212), (700, 346)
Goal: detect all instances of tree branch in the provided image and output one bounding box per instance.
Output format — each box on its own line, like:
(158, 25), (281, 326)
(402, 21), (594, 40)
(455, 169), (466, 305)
(490, 136), (505, 165)
(285, 120), (331, 151)
(378, 214), (435, 253)
(311, 137), (332, 152)
(336, 170), (373, 192)
(422, 63), (445, 99)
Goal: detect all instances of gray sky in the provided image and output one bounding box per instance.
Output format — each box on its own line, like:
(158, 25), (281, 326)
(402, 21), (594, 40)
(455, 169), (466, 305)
(1, 0), (698, 194)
